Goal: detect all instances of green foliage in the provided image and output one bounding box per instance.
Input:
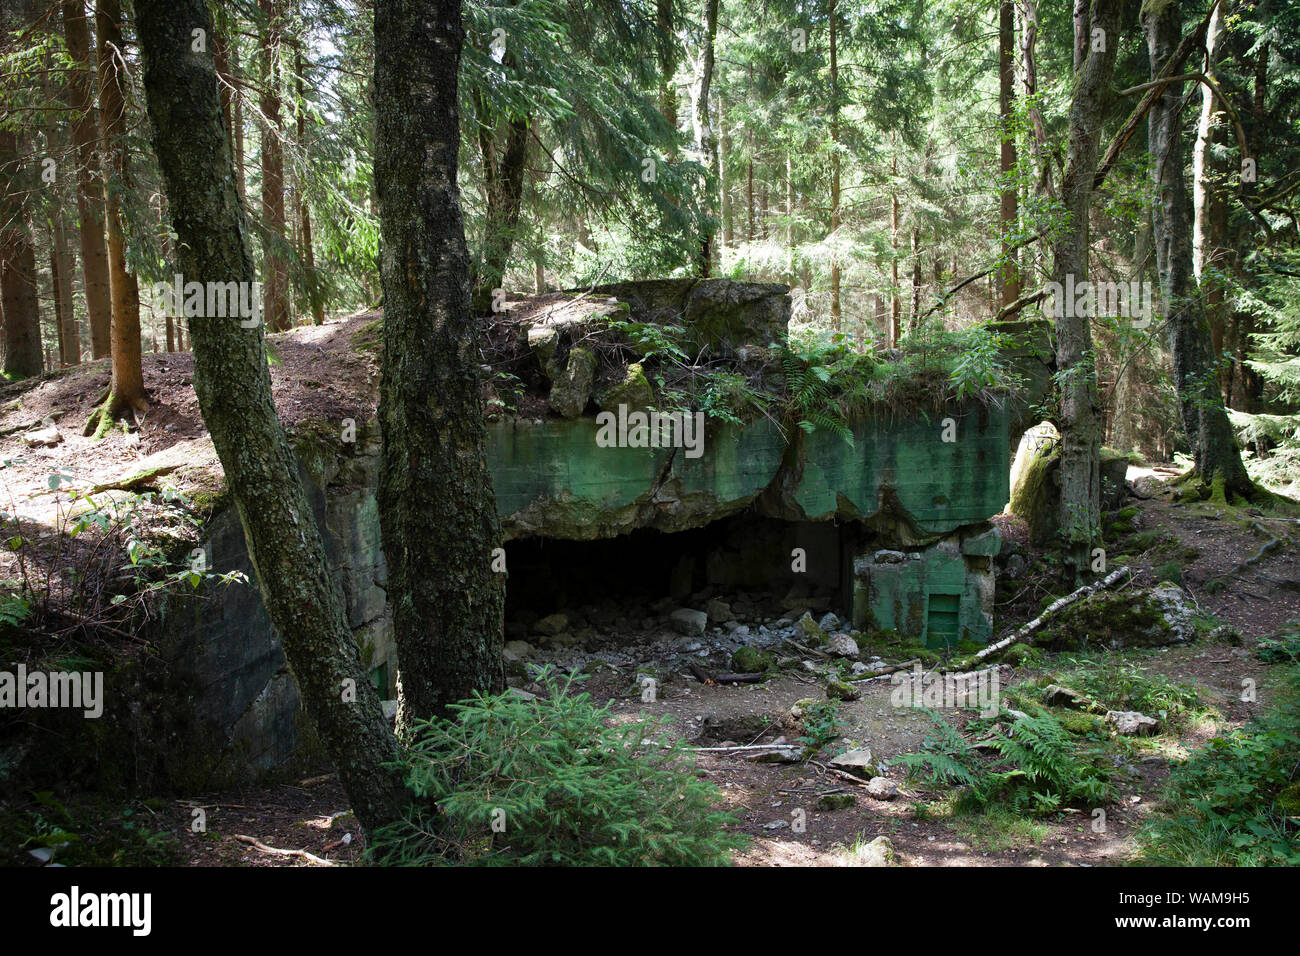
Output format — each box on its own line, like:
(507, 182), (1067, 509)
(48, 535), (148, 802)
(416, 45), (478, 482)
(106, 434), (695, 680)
(1046, 656), (1204, 729)
(370, 672), (744, 866)
(1136, 666), (1300, 866)
(797, 699), (843, 749)
(1257, 627), (1300, 664)
(898, 708), (1114, 817)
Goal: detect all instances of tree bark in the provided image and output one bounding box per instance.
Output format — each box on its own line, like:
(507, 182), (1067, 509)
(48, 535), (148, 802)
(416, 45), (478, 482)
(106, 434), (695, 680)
(691, 0), (720, 277)
(295, 45), (325, 325)
(1192, 2), (1231, 400)
(93, 0), (146, 427)
(998, 0), (1020, 306)
(51, 214), (81, 365)
(61, 0), (113, 360)
(374, 0), (506, 726)
(1052, 0), (1122, 584)
(134, 0), (409, 836)
(470, 107), (529, 314)
(258, 0), (290, 331)
(829, 0), (841, 332)
(1144, 0), (1251, 497)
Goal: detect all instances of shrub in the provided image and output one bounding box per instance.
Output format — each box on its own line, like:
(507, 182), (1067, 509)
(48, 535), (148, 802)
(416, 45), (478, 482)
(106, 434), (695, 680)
(1136, 666), (1300, 866)
(369, 672), (744, 866)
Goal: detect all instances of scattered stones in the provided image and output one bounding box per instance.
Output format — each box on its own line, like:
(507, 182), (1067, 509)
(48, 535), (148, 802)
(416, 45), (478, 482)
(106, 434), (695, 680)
(829, 748), (878, 779)
(669, 608), (708, 636)
(865, 777), (898, 801)
(1106, 710), (1160, 736)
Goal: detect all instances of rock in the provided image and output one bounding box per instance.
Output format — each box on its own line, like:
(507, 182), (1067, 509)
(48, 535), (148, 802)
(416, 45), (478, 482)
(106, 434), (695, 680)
(502, 639), (537, 661)
(1035, 584), (1197, 650)
(533, 613), (570, 636)
(872, 549), (906, 564)
(380, 700), (399, 722)
(819, 612), (841, 632)
(21, 425), (61, 447)
(829, 748), (877, 779)
(1003, 553), (1027, 579)
(595, 361), (655, 412)
(1106, 710), (1160, 736)
(746, 745), (807, 764)
(705, 598), (733, 623)
(508, 687), (539, 702)
(796, 611), (827, 645)
(865, 777), (898, 801)
(547, 345), (597, 418)
(825, 633), (860, 659)
(1042, 684), (1091, 710)
(670, 608), (708, 636)
(731, 645), (774, 673)
(826, 677), (861, 701)
(1129, 474), (1167, 499)
(1208, 624), (1242, 645)
(842, 835), (897, 867)
(818, 792), (855, 811)
(527, 325), (562, 377)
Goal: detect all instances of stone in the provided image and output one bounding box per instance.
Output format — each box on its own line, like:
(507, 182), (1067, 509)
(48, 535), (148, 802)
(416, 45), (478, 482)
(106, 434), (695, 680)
(1130, 474), (1167, 499)
(829, 748), (877, 779)
(825, 633), (860, 659)
(705, 599), (733, 623)
(796, 611), (827, 645)
(746, 745), (807, 764)
(380, 700), (398, 722)
(873, 549), (906, 564)
(866, 777), (898, 801)
(842, 835), (897, 867)
(819, 612), (841, 632)
(1042, 684), (1091, 710)
(503, 639), (537, 661)
(533, 613), (570, 636)
(595, 361), (655, 412)
(548, 345), (597, 418)
(1106, 710), (1159, 736)
(1036, 584), (1197, 651)
(670, 608), (708, 636)
(21, 425), (61, 447)
(731, 646), (774, 673)
(818, 792), (855, 811)
(826, 678), (861, 701)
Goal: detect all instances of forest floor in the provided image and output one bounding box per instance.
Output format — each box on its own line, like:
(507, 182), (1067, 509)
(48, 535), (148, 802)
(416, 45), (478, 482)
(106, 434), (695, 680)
(2, 315), (1298, 867)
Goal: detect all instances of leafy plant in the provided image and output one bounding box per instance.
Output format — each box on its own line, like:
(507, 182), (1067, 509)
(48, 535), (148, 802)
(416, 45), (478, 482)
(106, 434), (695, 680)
(370, 670), (745, 866)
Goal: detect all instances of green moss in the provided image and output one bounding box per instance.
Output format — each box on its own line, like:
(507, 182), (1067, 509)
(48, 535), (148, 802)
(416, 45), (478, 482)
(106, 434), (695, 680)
(731, 646), (775, 673)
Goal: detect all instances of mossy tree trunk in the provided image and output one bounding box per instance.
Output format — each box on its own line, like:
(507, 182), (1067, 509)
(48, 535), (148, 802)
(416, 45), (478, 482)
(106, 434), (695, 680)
(1144, 0), (1252, 497)
(375, 0), (505, 727)
(61, 0), (113, 361)
(1050, 0), (1122, 584)
(95, 0), (146, 423)
(134, 0), (409, 836)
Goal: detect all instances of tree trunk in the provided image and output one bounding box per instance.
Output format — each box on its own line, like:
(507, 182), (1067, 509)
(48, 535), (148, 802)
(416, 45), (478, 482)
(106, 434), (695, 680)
(1144, 0), (1251, 497)
(829, 0), (841, 333)
(691, 0), (720, 277)
(0, 188), (43, 380)
(1052, 0), (1122, 583)
(135, 0), (409, 836)
(471, 108), (529, 314)
(998, 0), (1020, 306)
(91, 0), (146, 430)
(375, 0), (506, 725)
(259, 0), (290, 331)
(295, 45), (325, 325)
(52, 215), (81, 365)
(61, 0), (112, 360)
(1191, 3), (1232, 402)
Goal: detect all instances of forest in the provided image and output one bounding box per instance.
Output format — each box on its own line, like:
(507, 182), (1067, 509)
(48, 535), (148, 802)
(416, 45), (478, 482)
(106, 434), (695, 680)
(0, 0), (1298, 879)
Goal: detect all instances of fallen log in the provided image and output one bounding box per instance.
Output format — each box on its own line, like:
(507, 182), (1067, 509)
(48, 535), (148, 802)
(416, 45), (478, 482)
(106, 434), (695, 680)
(960, 566), (1131, 667)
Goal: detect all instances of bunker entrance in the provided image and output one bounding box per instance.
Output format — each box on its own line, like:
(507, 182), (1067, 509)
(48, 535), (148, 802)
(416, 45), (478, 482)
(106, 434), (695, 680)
(503, 512), (864, 641)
